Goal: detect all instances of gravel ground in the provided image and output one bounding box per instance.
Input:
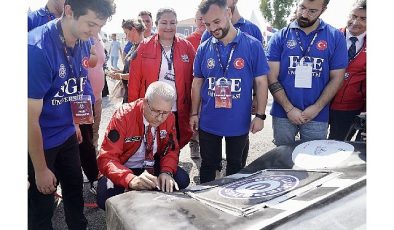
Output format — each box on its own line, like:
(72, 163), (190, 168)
(52, 83), (276, 230)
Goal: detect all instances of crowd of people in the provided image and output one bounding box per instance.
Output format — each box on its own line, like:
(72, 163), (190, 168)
(27, 0), (366, 228)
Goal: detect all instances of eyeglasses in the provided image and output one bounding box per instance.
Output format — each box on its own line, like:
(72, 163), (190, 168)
(147, 101), (172, 117)
(297, 5), (322, 17)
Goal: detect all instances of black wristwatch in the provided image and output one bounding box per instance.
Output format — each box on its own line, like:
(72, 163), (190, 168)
(255, 113), (266, 120)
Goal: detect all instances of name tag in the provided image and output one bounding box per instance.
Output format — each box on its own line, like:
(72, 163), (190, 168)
(70, 95), (94, 124)
(214, 79), (232, 109)
(295, 62), (312, 88)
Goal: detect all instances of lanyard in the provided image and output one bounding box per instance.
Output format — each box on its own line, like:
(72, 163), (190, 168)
(294, 29), (319, 58)
(56, 20), (82, 80)
(214, 43), (236, 78)
(44, 5), (55, 22)
(160, 45), (174, 71)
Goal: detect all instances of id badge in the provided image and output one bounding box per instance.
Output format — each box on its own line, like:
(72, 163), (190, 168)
(143, 160), (155, 168)
(214, 79), (232, 108)
(70, 95), (94, 124)
(295, 62), (313, 88)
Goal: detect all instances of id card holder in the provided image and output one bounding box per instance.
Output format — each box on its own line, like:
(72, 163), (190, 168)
(70, 95), (94, 124)
(214, 79), (232, 108)
(143, 160), (155, 168)
(295, 61), (313, 88)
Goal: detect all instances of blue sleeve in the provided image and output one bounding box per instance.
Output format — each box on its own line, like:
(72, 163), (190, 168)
(28, 45), (52, 99)
(201, 30), (211, 43)
(251, 25), (264, 43)
(252, 40), (270, 77)
(329, 30), (348, 70)
(193, 46), (204, 78)
(266, 31), (283, 62)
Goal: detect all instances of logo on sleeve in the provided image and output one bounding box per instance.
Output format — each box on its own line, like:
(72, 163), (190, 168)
(233, 58), (244, 69)
(59, 64), (66, 78)
(316, 40), (327, 51)
(207, 58), (215, 69)
(286, 40), (297, 49)
(181, 54), (189, 62)
(82, 57), (89, 69)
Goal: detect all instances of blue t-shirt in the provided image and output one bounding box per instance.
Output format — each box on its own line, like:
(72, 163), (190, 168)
(194, 29), (270, 136)
(266, 20), (348, 122)
(28, 7), (55, 32)
(123, 41), (133, 55)
(201, 17), (263, 43)
(28, 20), (92, 150)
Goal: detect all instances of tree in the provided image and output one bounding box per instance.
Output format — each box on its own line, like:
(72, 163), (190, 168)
(260, 0), (296, 29)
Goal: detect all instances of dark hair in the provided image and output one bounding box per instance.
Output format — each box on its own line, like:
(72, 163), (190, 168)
(198, 0), (227, 15)
(299, 0), (330, 7)
(122, 18), (146, 33)
(138, 10), (153, 19)
(155, 8), (177, 26)
(65, 0), (116, 20)
(353, 0), (366, 9)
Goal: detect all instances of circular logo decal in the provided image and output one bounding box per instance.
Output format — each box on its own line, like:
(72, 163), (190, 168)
(82, 57), (89, 69)
(286, 39), (297, 49)
(59, 64), (66, 78)
(218, 174), (299, 199)
(233, 58), (245, 69)
(207, 58), (215, 69)
(316, 40), (327, 51)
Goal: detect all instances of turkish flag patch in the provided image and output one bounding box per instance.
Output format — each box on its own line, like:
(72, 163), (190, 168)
(316, 40), (327, 51)
(82, 57), (89, 69)
(233, 58), (244, 69)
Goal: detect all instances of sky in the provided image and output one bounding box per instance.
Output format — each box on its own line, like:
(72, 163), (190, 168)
(28, 0), (353, 34)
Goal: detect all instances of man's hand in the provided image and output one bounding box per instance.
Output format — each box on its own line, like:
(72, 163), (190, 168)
(128, 170), (158, 191)
(189, 115), (199, 133)
(75, 125), (83, 144)
(35, 168), (57, 195)
(301, 104), (321, 123)
(158, 173), (179, 193)
(287, 107), (306, 125)
(250, 117), (264, 134)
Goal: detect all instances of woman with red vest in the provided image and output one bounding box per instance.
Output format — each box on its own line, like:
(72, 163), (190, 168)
(128, 8), (195, 149)
(329, 0), (366, 140)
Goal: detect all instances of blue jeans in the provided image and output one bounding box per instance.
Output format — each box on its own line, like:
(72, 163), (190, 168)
(272, 117), (328, 146)
(110, 56), (119, 70)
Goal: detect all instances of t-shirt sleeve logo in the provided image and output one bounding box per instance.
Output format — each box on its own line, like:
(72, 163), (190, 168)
(82, 57), (89, 69)
(233, 58), (245, 70)
(316, 40), (327, 51)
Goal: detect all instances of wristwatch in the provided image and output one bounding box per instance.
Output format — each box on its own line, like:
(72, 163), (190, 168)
(255, 113), (266, 120)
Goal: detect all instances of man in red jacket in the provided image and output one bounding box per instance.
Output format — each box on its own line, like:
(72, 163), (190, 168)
(329, 0), (366, 140)
(96, 81), (190, 210)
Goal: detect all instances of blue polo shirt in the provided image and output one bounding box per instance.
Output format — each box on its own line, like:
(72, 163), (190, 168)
(28, 20), (92, 149)
(201, 17), (263, 43)
(123, 41), (133, 55)
(266, 20), (348, 122)
(194, 29), (269, 136)
(28, 7), (55, 32)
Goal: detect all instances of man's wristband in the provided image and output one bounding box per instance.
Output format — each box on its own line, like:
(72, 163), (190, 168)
(255, 113), (266, 120)
(190, 113), (198, 117)
(161, 171), (173, 177)
(286, 106), (294, 114)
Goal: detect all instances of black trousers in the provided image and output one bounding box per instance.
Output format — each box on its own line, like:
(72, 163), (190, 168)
(198, 129), (249, 183)
(329, 109), (361, 141)
(79, 123), (99, 183)
(28, 134), (87, 230)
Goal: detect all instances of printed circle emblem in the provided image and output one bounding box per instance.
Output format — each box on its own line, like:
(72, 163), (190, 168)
(233, 58), (245, 69)
(207, 58), (215, 69)
(218, 174), (299, 199)
(316, 40), (327, 51)
(59, 64), (66, 78)
(82, 57), (89, 69)
(286, 39), (297, 49)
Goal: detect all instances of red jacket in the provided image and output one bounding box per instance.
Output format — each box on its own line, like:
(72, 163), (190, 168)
(331, 29), (366, 111)
(186, 30), (202, 51)
(128, 34), (195, 148)
(97, 99), (180, 189)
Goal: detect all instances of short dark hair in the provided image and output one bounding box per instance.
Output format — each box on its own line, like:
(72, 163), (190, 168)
(138, 10), (153, 19)
(198, 0), (227, 15)
(155, 8), (177, 26)
(353, 0), (366, 10)
(65, 0), (116, 20)
(122, 18), (146, 34)
(299, 0), (330, 7)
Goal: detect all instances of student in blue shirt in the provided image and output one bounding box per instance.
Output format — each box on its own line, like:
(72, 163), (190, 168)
(191, 0), (269, 183)
(28, 0), (65, 32)
(28, 0), (116, 229)
(266, 0), (348, 146)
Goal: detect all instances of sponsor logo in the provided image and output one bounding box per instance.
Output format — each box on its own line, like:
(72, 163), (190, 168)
(233, 58), (244, 69)
(316, 40), (327, 51)
(286, 39), (297, 49)
(218, 174), (299, 199)
(124, 136), (142, 143)
(207, 58), (215, 69)
(59, 64), (66, 78)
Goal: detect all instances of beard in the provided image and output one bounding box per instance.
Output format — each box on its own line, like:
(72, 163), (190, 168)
(297, 16), (319, 28)
(211, 24), (230, 40)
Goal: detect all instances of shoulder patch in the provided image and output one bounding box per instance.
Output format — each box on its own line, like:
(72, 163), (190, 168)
(107, 129), (120, 143)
